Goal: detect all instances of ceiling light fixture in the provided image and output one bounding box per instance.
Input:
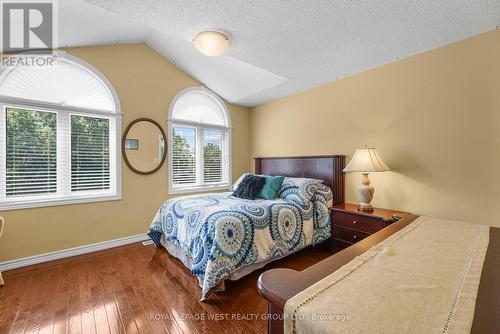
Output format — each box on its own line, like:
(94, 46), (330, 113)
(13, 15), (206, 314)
(193, 31), (231, 57)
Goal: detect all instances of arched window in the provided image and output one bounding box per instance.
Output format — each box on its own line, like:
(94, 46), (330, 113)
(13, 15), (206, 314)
(168, 87), (231, 194)
(0, 52), (121, 209)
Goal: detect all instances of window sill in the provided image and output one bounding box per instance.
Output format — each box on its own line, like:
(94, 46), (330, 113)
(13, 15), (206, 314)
(169, 184), (230, 195)
(0, 194), (122, 211)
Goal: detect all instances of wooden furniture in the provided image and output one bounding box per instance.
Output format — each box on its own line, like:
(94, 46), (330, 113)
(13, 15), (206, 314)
(330, 203), (410, 251)
(153, 155), (346, 301)
(257, 215), (500, 334)
(255, 155), (345, 205)
(0, 217), (3, 286)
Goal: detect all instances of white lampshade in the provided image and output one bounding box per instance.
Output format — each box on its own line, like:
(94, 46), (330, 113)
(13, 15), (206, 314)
(343, 148), (390, 173)
(193, 31), (231, 57)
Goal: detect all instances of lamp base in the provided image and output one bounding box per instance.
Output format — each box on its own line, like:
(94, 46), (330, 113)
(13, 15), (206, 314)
(358, 204), (374, 213)
(357, 173), (375, 213)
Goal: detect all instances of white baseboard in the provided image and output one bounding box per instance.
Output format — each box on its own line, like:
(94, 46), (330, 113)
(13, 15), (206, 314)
(0, 233), (150, 272)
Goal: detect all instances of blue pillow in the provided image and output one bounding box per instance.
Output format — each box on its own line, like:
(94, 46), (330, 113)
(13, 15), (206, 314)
(258, 175), (285, 200)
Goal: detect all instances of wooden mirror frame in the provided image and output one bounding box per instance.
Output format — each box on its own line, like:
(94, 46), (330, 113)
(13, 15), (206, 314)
(122, 118), (167, 175)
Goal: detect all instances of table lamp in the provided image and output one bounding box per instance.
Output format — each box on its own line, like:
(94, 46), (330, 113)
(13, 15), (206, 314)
(343, 147), (390, 212)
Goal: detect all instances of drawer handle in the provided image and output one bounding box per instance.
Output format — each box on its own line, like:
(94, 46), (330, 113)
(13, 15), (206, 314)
(353, 235), (357, 239)
(352, 220), (357, 224)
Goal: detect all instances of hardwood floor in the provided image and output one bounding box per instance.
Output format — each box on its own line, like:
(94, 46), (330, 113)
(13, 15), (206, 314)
(0, 242), (332, 334)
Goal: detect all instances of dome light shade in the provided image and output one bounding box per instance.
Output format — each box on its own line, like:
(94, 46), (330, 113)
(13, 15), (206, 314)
(193, 31), (230, 57)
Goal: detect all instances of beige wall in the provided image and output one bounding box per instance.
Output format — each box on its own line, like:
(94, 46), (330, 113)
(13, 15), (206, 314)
(0, 44), (251, 262)
(2, 30), (499, 263)
(251, 29), (500, 227)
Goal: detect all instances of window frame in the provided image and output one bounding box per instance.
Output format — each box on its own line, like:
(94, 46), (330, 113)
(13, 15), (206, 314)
(167, 87), (232, 195)
(0, 52), (122, 210)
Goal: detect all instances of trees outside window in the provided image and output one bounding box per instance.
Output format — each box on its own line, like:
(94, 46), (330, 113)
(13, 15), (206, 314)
(168, 88), (230, 194)
(0, 53), (121, 210)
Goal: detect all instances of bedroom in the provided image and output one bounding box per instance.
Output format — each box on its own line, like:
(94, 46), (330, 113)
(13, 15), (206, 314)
(0, 1), (498, 333)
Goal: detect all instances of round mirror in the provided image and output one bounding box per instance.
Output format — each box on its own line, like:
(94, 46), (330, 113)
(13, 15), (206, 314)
(122, 118), (167, 175)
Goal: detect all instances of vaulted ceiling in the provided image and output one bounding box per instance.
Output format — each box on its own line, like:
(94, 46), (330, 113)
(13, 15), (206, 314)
(59, 0), (500, 107)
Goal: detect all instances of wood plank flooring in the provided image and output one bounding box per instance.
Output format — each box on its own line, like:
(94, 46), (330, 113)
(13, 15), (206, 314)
(0, 242), (332, 334)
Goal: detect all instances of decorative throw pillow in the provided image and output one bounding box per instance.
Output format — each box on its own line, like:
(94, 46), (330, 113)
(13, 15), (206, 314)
(257, 175), (285, 200)
(233, 174), (266, 200)
(230, 173), (249, 191)
(278, 177), (323, 206)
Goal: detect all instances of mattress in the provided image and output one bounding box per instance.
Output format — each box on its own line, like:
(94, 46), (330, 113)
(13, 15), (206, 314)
(148, 184), (333, 300)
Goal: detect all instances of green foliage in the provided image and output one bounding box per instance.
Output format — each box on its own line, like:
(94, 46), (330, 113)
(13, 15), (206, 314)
(6, 108), (57, 196)
(172, 128), (223, 185)
(4, 108), (111, 196)
(172, 133), (196, 184)
(71, 115), (110, 191)
(204, 142), (222, 183)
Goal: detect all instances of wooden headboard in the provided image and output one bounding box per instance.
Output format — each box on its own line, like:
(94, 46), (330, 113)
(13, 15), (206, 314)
(254, 155), (345, 205)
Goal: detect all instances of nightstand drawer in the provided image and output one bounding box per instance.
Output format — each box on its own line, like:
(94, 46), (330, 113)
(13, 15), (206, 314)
(332, 225), (370, 243)
(333, 211), (386, 233)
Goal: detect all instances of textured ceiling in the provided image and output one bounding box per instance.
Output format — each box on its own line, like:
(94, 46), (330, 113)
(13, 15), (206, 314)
(59, 0), (151, 49)
(62, 0), (500, 106)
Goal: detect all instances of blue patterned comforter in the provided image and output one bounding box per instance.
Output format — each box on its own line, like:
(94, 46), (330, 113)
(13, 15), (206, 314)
(148, 184), (333, 300)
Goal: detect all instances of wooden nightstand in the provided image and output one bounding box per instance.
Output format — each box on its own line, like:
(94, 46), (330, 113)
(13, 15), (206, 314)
(330, 203), (410, 251)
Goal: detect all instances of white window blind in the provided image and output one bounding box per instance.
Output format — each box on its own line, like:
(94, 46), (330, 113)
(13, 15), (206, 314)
(171, 91), (226, 126)
(172, 126), (196, 185)
(203, 129), (223, 184)
(168, 88), (231, 194)
(71, 115), (110, 191)
(0, 61), (114, 112)
(0, 54), (121, 210)
(5, 108), (57, 197)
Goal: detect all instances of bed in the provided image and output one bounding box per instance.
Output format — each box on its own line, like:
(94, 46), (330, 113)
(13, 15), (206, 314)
(148, 156), (345, 300)
(258, 215), (499, 334)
